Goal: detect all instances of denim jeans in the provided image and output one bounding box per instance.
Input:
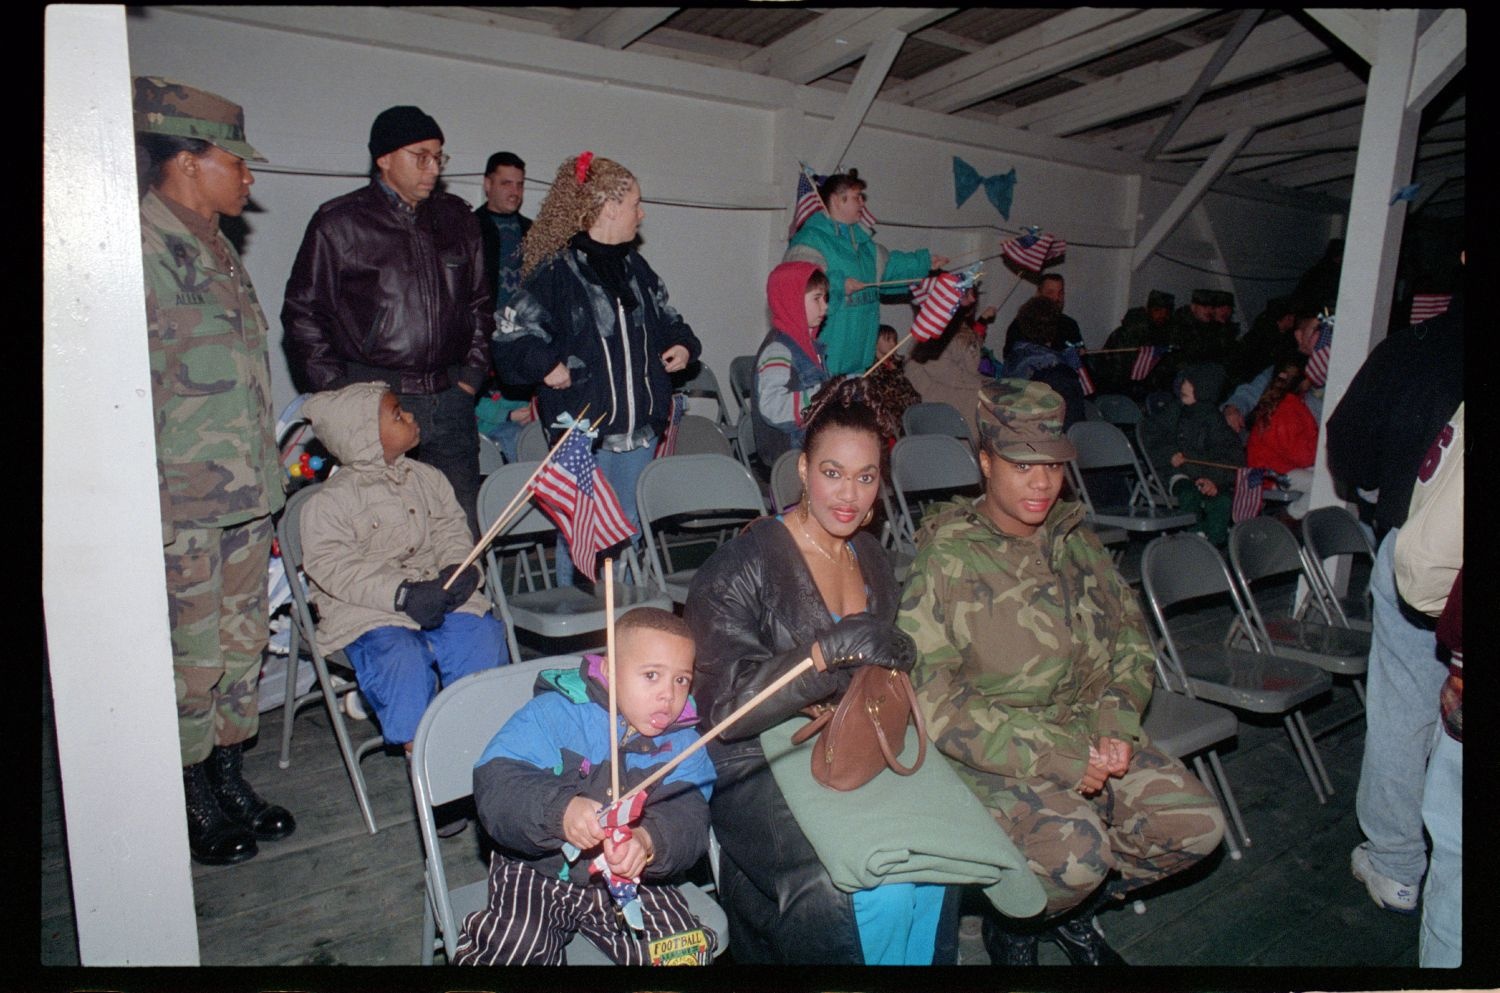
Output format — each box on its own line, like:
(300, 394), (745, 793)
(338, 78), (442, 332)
(1354, 529), (1445, 886)
(554, 439), (656, 587)
(399, 384), (482, 540)
(1419, 726), (1462, 967)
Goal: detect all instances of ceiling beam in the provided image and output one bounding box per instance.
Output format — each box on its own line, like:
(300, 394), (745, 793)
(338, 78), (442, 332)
(1133, 127), (1255, 269)
(737, 8), (954, 85)
(1003, 15), (1327, 136)
(1143, 8), (1263, 160)
(1276, 143), (1461, 189)
(554, 7), (614, 41)
(813, 30), (908, 174)
(913, 9), (1213, 113)
(886, 8), (1133, 106)
(912, 26), (985, 55)
(1108, 64), (1366, 155)
(572, 8), (679, 50)
(1408, 8), (1465, 111)
(1302, 8), (1379, 64)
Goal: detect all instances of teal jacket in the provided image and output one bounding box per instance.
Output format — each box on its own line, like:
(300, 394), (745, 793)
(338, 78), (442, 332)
(785, 213), (931, 376)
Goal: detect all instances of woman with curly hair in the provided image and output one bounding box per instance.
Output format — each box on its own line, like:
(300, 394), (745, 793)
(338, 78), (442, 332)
(492, 153), (701, 583)
(786, 170), (948, 376)
(1000, 296), (1087, 429)
(685, 377), (963, 964)
(1245, 359), (1318, 517)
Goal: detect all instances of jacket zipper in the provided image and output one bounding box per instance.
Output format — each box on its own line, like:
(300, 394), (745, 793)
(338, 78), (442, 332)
(618, 299), (637, 436)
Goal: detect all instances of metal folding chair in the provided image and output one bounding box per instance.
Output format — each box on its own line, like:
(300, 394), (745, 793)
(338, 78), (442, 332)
(889, 434), (981, 548)
(1066, 421), (1197, 533)
(671, 361), (729, 425)
(636, 453), (767, 604)
(1300, 506), (1376, 632)
(728, 355), (756, 422)
(901, 401), (972, 445)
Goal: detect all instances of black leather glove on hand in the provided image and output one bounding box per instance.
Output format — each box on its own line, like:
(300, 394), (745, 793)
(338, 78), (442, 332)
(437, 563), (481, 609)
(395, 579), (448, 630)
(816, 613), (889, 670)
(882, 629), (918, 674)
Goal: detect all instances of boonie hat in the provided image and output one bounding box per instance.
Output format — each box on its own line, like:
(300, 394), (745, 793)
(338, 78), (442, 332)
(976, 379), (1076, 463)
(133, 76), (266, 162)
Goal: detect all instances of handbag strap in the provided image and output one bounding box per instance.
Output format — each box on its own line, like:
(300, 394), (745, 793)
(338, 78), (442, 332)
(868, 671), (927, 776)
(790, 708), (832, 746)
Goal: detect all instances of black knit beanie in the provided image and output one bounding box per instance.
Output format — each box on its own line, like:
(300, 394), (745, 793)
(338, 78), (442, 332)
(368, 106), (444, 160)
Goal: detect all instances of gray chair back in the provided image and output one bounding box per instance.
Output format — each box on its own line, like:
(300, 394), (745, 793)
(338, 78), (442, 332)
(516, 420), (547, 462)
(1094, 393), (1143, 426)
(636, 454), (767, 602)
(1228, 515), (1306, 585)
(477, 432), (506, 476)
(733, 411), (763, 479)
(769, 448), (803, 513)
(728, 355), (756, 419)
(1301, 506), (1374, 559)
(673, 414), (734, 458)
(890, 434), (980, 545)
(901, 401), (971, 442)
(673, 362), (729, 425)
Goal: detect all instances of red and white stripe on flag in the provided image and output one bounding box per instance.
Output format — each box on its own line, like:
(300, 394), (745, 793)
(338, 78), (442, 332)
(1076, 364), (1096, 397)
(1303, 321), (1334, 387)
(858, 201), (878, 230)
(1410, 293), (1452, 325)
(1231, 467), (1265, 524)
(791, 167), (825, 234)
(909, 272), (964, 342)
(1000, 232), (1067, 274)
(655, 394), (687, 458)
(531, 432), (637, 582)
(1130, 346), (1165, 381)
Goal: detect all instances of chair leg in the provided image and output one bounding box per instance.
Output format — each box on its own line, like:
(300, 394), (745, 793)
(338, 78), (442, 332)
(279, 629), (304, 769)
(1353, 677), (1367, 708)
(1194, 753), (1244, 860)
(314, 655), (379, 834)
(1282, 714), (1327, 805)
(420, 891), (437, 965)
(1204, 750), (1250, 849)
(1294, 709), (1335, 795)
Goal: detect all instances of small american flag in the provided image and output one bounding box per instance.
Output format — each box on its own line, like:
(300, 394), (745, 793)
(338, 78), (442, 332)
(858, 199), (878, 231)
(531, 431), (637, 582)
(790, 164), (826, 236)
(1130, 345), (1168, 381)
(1000, 227), (1067, 274)
(1231, 467), (1266, 523)
(909, 272), (964, 342)
(1410, 293), (1452, 325)
(655, 393), (687, 458)
(1062, 346), (1095, 396)
(1303, 318), (1334, 387)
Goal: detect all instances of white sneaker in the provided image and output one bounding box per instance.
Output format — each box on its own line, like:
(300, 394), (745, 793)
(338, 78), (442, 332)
(1350, 842), (1419, 914)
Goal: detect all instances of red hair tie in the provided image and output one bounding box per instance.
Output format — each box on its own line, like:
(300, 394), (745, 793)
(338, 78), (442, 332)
(574, 151), (594, 185)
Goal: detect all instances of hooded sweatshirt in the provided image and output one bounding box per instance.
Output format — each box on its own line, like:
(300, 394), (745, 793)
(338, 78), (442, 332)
(298, 382), (488, 652)
(471, 656), (716, 884)
(752, 261), (830, 463)
(1140, 362), (1244, 490)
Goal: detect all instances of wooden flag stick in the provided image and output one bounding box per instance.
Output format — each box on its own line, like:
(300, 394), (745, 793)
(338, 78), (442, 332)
(605, 557), (620, 802)
(442, 403), (591, 590)
(1179, 457), (1242, 471)
(619, 656), (817, 803)
(862, 332), (914, 378)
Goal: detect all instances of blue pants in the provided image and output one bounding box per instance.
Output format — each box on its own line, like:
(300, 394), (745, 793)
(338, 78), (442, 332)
(555, 441), (655, 587)
(1420, 726), (1462, 967)
(851, 883), (946, 965)
(343, 611), (509, 745)
(1355, 529), (1445, 886)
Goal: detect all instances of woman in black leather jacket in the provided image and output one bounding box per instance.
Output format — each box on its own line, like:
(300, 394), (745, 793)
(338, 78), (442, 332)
(684, 377), (957, 964)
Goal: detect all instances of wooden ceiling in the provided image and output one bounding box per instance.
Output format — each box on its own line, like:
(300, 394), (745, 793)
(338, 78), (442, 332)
(413, 7), (1465, 217)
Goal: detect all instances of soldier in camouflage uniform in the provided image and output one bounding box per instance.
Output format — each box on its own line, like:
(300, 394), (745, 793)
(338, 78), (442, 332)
(899, 379), (1224, 966)
(136, 77), (294, 866)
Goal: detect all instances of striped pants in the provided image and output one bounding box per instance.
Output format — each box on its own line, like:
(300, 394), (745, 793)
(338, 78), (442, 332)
(453, 853), (717, 965)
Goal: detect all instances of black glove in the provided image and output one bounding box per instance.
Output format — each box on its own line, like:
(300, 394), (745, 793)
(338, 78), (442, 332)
(394, 579), (448, 630)
(437, 562), (481, 609)
(883, 629), (918, 674)
(816, 613), (890, 670)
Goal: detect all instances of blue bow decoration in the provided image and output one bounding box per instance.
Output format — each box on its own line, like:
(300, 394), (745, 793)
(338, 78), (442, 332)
(1390, 183), (1421, 205)
(551, 411), (598, 438)
(953, 157), (1017, 219)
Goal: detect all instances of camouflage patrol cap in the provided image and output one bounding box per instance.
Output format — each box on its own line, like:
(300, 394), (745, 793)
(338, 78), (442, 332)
(1190, 288), (1216, 306)
(133, 77), (266, 162)
(976, 379), (1077, 463)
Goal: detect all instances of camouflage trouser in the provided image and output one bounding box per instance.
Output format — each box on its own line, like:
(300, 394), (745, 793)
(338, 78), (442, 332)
(163, 515), (273, 766)
(986, 745), (1225, 916)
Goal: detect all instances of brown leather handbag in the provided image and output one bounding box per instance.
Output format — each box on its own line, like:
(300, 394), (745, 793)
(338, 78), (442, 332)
(789, 665), (928, 791)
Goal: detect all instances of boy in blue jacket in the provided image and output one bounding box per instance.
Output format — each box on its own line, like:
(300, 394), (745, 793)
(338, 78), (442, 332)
(453, 607), (718, 965)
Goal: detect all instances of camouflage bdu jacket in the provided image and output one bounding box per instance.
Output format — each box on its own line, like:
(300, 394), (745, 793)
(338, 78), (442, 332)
(141, 190), (285, 545)
(898, 497), (1155, 802)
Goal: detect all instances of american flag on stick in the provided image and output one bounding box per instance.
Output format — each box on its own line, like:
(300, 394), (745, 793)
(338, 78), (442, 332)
(909, 272), (965, 342)
(1130, 345), (1169, 381)
(1231, 467), (1266, 523)
(1063, 346), (1095, 396)
(1000, 227), (1067, 274)
(1410, 293), (1452, 325)
(654, 393), (687, 458)
(1303, 316), (1334, 387)
(531, 431), (637, 582)
(789, 164), (826, 236)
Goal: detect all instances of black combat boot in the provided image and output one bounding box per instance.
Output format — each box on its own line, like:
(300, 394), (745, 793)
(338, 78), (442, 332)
(1046, 893), (1127, 966)
(206, 742), (297, 841)
(981, 914), (1039, 966)
(184, 760), (258, 866)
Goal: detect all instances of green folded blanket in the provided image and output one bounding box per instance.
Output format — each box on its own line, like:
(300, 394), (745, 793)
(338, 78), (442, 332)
(761, 719), (1045, 919)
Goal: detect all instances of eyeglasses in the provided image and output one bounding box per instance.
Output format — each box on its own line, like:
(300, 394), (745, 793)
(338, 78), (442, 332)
(401, 148), (450, 171)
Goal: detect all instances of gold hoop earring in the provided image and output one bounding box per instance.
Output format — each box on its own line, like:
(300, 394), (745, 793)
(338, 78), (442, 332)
(861, 508), (875, 528)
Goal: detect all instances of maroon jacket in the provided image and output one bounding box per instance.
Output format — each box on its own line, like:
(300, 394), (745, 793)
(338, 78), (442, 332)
(283, 180), (493, 395)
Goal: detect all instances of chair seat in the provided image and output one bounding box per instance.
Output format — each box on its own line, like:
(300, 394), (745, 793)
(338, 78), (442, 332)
(1176, 645), (1333, 713)
(1086, 505), (1198, 532)
(509, 585), (673, 639)
(1142, 689), (1238, 759)
(1261, 616), (1371, 661)
(1092, 525), (1129, 546)
(444, 877), (727, 964)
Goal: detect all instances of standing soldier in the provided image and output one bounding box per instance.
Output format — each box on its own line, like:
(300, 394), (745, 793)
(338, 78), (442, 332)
(900, 380), (1225, 965)
(135, 77), (294, 865)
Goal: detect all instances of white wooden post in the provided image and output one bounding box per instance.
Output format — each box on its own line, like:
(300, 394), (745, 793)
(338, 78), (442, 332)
(43, 3), (200, 964)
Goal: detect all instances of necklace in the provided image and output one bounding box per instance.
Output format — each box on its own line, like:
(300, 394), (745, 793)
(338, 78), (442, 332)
(795, 511), (851, 567)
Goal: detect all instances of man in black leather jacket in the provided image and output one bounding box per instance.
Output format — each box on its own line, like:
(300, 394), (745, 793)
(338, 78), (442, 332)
(283, 105), (492, 537)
